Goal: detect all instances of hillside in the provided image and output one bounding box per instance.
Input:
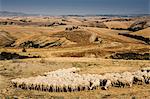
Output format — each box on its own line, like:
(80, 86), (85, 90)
(131, 27), (150, 38)
(0, 15), (150, 99)
(0, 30), (15, 47)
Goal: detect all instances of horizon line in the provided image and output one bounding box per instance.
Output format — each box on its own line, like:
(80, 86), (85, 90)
(0, 10), (150, 16)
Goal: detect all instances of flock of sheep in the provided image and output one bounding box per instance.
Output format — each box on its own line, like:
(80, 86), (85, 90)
(11, 67), (150, 92)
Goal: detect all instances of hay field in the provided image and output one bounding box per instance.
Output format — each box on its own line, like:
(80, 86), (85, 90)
(0, 16), (150, 99)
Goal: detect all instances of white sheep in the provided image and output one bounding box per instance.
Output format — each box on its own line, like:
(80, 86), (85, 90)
(103, 80), (111, 90)
(132, 70), (146, 85)
(11, 67), (150, 92)
(118, 72), (134, 87)
(141, 67), (150, 72)
(118, 76), (134, 88)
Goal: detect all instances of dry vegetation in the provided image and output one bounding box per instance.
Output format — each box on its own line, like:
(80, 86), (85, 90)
(0, 16), (150, 99)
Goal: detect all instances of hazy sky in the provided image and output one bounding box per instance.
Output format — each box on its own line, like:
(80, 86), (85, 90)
(0, 0), (149, 15)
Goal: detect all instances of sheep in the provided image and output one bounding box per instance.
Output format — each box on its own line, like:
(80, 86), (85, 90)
(11, 79), (18, 87)
(89, 79), (100, 90)
(81, 80), (90, 91)
(103, 80), (111, 90)
(113, 73), (122, 78)
(11, 67), (150, 92)
(143, 72), (150, 84)
(12, 71), (98, 91)
(117, 76), (134, 88)
(118, 72), (134, 88)
(132, 70), (146, 85)
(103, 73), (119, 87)
(141, 67), (150, 72)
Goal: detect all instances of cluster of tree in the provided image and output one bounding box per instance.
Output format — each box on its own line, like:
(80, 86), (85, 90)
(40, 22), (66, 27)
(19, 19), (31, 23)
(19, 40), (63, 48)
(0, 52), (40, 60)
(65, 26), (79, 31)
(128, 21), (147, 32)
(110, 52), (150, 60)
(0, 21), (15, 25)
(111, 28), (127, 30)
(119, 33), (150, 45)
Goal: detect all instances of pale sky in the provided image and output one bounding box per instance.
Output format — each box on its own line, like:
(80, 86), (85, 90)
(0, 0), (149, 15)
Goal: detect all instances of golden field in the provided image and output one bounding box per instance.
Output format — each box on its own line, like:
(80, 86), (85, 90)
(0, 16), (150, 99)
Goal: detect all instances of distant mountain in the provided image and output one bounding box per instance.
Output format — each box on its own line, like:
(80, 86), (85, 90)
(85, 14), (150, 18)
(0, 11), (149, 17)
(0, 11), (39, 16)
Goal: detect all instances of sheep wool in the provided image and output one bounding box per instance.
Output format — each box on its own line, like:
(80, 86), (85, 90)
(11, 67), (150, 92)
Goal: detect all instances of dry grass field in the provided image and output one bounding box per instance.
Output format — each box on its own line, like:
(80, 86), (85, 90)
(0, 16), (150, 99)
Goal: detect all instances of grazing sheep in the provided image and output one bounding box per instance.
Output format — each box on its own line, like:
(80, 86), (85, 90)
(141, 67), (150, 72)
(143, 72), (150, 84)
(103, 80), (111, 90)
(104, 73), (119, 87)
(132, 70), (146, 85)
(118, 72), (134, 87)
(11, 67), (150, 92)
(118, 76), (134, 88)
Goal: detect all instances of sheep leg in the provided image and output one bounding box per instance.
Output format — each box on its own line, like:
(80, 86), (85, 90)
(103, 80), (111, 90)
